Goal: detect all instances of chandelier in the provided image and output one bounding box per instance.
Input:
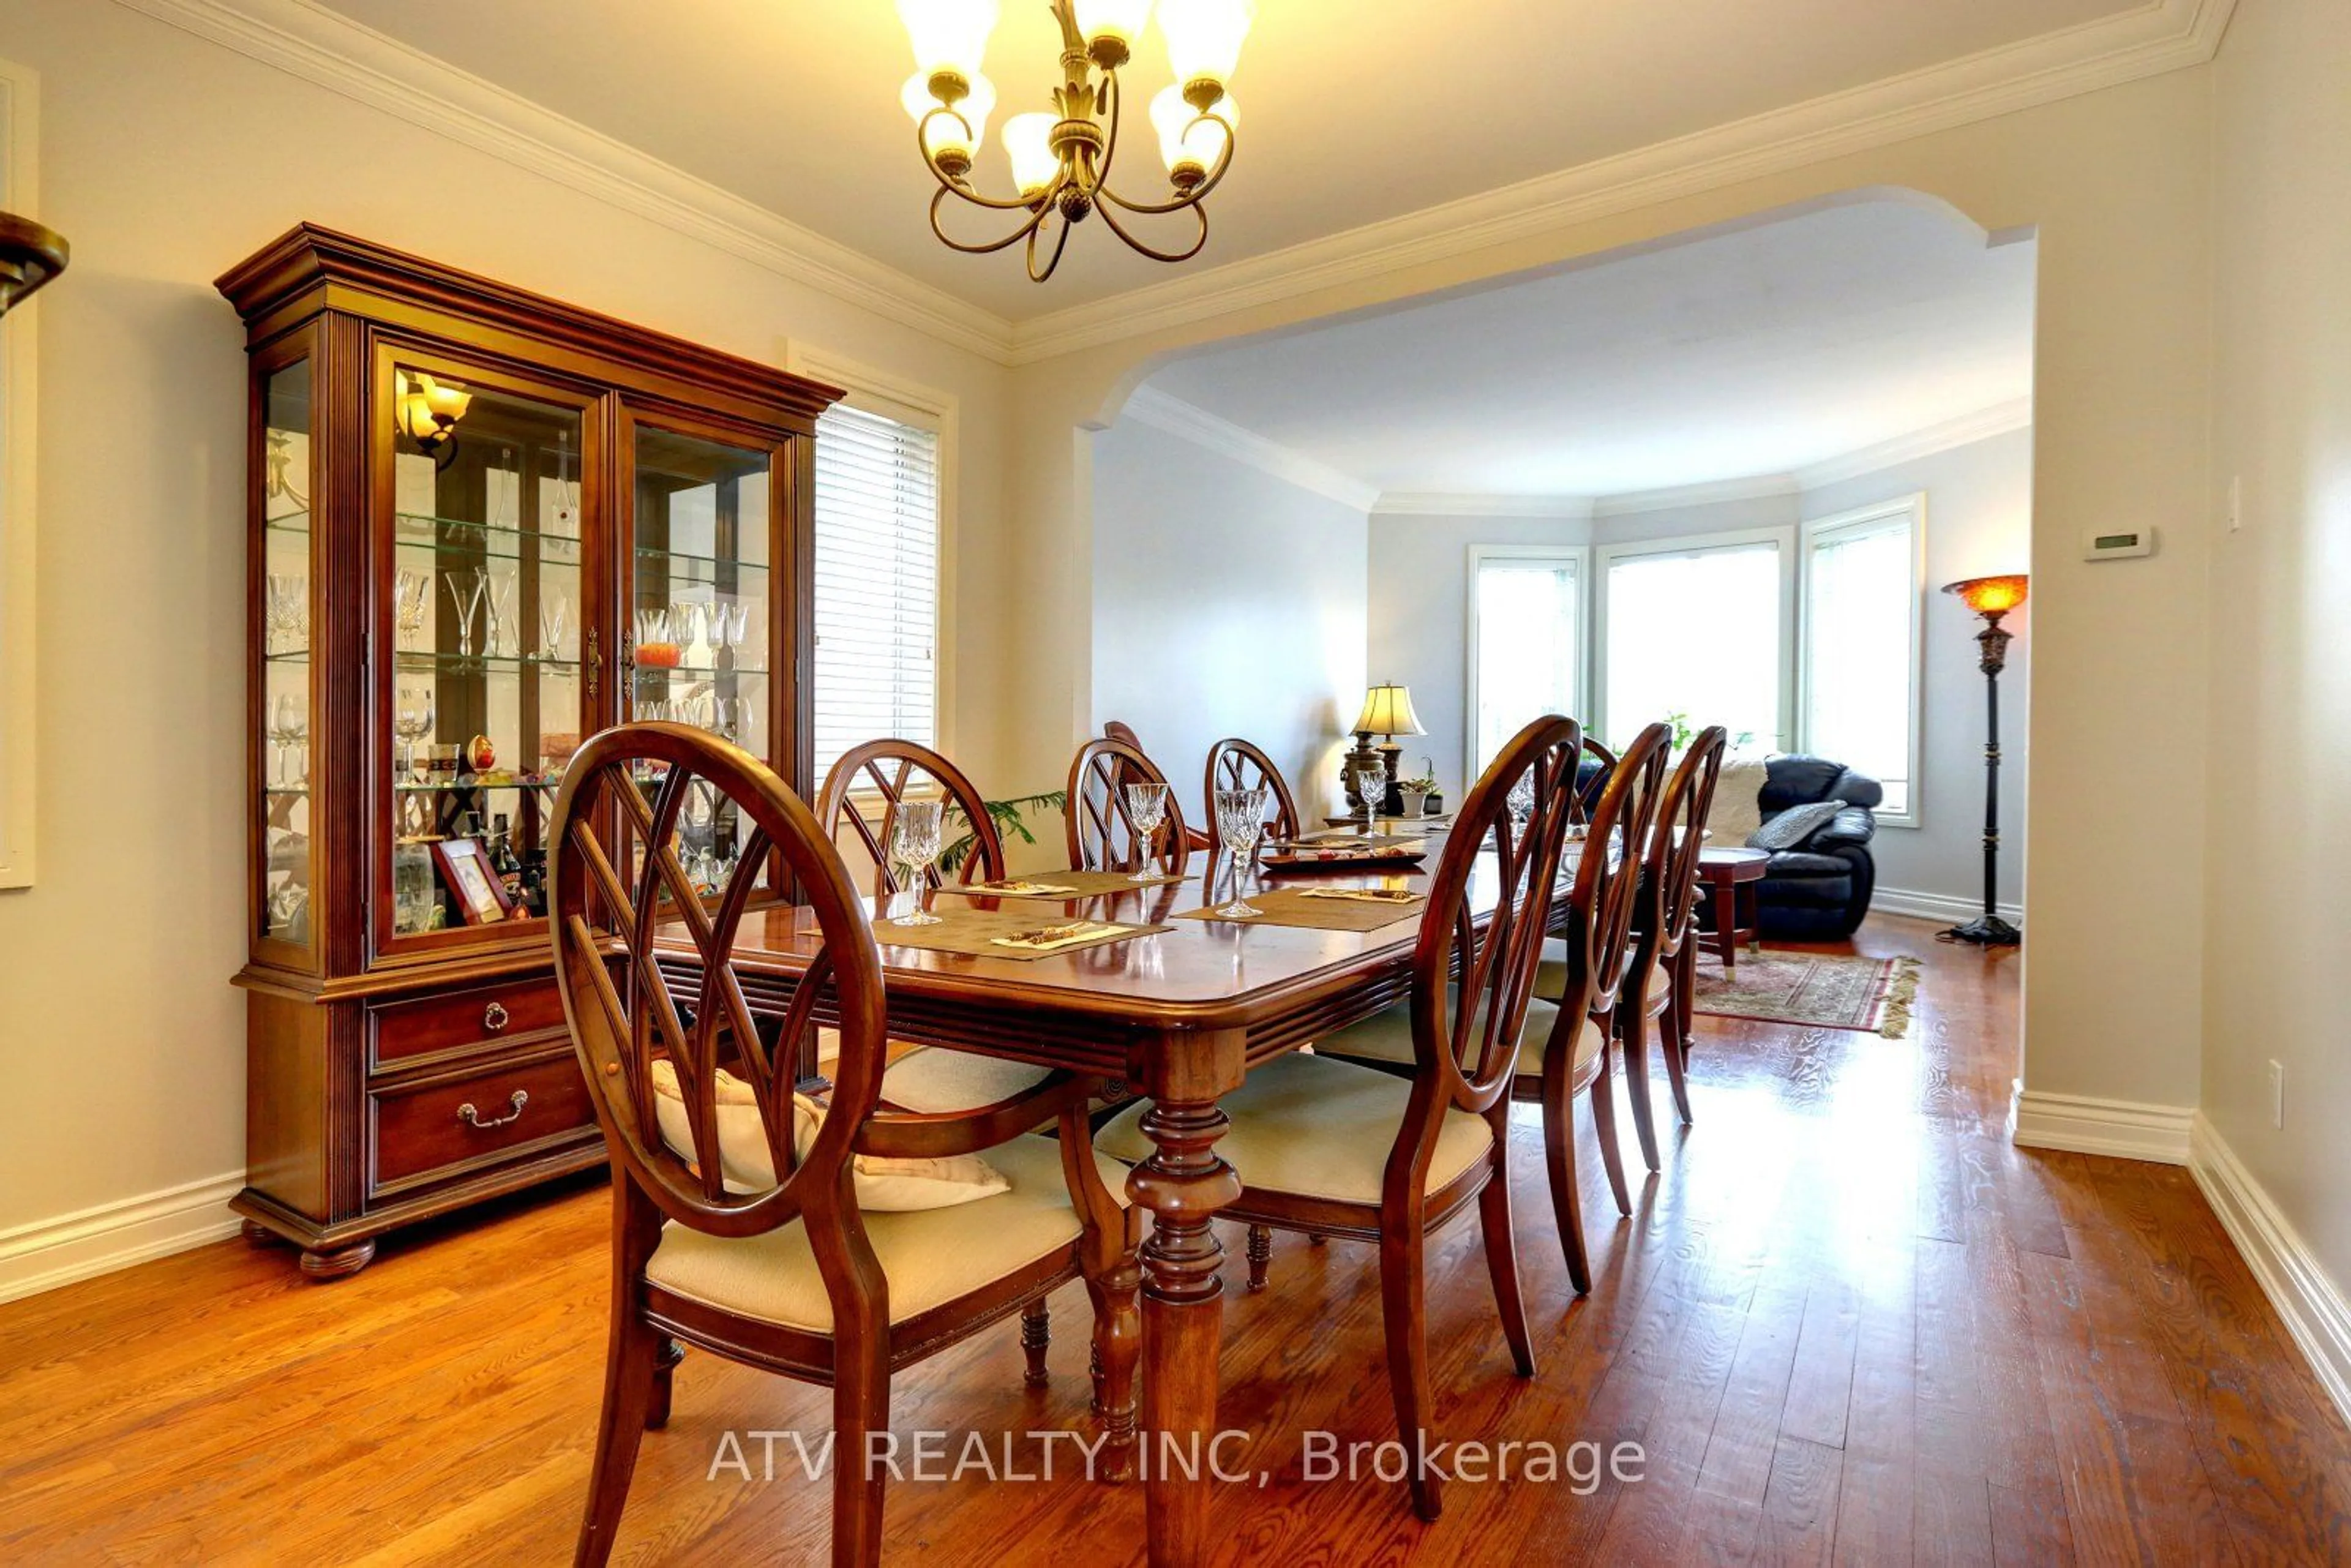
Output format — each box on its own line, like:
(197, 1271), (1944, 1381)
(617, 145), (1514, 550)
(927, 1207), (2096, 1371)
(898, 1), (1251, 282)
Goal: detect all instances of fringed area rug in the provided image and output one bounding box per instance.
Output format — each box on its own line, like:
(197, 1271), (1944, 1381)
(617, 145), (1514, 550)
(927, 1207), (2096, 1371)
(1693, 951), (1921, 1037)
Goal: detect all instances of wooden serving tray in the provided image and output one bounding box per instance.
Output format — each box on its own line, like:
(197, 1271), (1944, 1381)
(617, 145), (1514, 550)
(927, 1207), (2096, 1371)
(1258, 844), (1430, 874)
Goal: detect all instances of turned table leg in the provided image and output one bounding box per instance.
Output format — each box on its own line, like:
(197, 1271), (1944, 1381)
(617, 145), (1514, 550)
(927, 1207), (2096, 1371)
(1125, 1029), (1245, 1568)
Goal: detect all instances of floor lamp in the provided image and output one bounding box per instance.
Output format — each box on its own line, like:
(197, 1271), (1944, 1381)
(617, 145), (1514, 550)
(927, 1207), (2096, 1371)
(1941, 574), (2027, 946)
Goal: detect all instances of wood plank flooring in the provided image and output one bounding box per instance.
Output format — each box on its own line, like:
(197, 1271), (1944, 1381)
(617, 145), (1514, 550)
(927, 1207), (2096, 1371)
(3, 917), (2347, 1564)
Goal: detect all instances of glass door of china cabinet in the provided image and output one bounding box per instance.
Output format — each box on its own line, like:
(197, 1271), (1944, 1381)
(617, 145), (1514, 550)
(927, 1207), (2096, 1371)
(256, 343), (318, 957)
(378, 351), (601, 948)
(625, 415), (791, 898)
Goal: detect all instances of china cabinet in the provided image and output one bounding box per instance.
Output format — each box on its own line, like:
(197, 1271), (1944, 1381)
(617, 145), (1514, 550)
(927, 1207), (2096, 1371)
(220, 225), (840, 1275)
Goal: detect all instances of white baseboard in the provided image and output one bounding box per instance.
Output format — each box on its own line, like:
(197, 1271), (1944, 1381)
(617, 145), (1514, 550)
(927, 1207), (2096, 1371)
(0, 1172), (246, 1306)
(2189, 1115), (2351, 1428)
(1872, 886), (2025, 926)
(2009, 1086), (2194, 1164)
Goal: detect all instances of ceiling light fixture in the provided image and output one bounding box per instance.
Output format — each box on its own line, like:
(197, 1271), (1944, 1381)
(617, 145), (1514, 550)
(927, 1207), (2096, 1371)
(899, 0), (1251, 283)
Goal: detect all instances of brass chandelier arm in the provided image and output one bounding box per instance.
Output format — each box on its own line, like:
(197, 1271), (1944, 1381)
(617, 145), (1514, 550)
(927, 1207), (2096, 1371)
(1026, 209), (1076, 284)
(928, 186), (1054, 257)
(915, 111), (1041, 211)
(1093, 192), (1212, 265)
(1097, 114), (1235, 216)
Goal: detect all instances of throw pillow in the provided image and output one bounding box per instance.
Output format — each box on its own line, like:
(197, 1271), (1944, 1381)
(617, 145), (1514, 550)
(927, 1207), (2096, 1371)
(1746, 800), (1845, 852)
(1708, 757), (1770, 842)
(647, 1058), (1011, 1210)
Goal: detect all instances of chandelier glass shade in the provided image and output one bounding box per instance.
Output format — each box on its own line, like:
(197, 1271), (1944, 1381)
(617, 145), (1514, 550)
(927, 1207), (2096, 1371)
(898, 0), (1251, 282)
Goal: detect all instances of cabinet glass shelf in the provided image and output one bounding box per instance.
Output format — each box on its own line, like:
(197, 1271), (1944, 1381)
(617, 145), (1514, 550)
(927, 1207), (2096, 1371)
(629, 663), (767, 680)
(635, 545), (770, 571)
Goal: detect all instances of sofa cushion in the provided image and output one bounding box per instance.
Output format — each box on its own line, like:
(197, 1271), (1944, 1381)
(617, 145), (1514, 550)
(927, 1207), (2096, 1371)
(1762, 850), (1853, 877)
(1758, 872), (1856, 907)
(1747, 800), (1845, 852)
(1709, 757), (1770, 842)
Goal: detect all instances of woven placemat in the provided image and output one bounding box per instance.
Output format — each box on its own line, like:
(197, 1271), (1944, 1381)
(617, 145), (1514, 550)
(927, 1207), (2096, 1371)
(1176, 885), (1427, 932)
(871, 905), (1171, 961)
(931, 867), (1190, 899)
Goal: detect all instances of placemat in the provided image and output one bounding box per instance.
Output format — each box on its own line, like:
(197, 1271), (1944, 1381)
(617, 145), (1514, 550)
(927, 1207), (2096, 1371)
(931, 868), (1190, 899)
(1176, 885), (1428, 932)
(872, 905), (1172, 961)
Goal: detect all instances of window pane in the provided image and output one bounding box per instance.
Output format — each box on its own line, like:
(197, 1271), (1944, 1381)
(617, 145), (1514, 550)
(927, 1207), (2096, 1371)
(1805, 521), (1914, 815)
(814, 405), (940, 787)
(1603, 543), (1782, 751)
(1473, 558), (1578, 775)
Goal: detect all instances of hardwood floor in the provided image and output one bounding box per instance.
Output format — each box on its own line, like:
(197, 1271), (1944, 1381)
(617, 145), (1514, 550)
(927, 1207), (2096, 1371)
(4, 917), (2347, 1564)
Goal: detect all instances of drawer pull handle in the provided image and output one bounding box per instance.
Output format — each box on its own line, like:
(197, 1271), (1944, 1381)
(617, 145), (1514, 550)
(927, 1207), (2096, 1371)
(483, 1001), (511, 1033)
(457, 1089), (528, 1130)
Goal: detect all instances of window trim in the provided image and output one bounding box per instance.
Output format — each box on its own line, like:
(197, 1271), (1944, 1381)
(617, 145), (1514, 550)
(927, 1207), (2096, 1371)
(1593, 525), (1798, 752)
(1799, 493), (1927, 829)
(1463, 543), (1590, 781)
(787, 346), (956, 771)
(0, 56), (38, 888)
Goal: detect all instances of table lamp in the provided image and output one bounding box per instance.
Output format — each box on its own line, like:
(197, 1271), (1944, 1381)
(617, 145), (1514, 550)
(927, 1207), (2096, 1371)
(1941, 574), (2027, 947)
(1349, 683), (1427, 817)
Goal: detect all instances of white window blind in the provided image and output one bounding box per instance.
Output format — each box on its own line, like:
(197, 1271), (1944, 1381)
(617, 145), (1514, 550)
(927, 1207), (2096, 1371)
(812, 404), (940, 787)
(1469, 552), (1582, 776)
(1802, 501), (1922, 820)
(1600, 538), (1786, 751)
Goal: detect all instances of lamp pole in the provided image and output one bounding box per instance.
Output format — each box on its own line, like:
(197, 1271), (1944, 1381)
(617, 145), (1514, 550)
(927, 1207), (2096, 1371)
(1941, 577), (2025, 946)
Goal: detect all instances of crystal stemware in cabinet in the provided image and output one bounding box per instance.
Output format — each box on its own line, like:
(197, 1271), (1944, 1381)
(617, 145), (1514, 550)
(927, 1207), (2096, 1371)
(444, 570), (486, 661)
(393, 569), (430, 650)
(539, 593), (569, 662)
(264, 574), (308, 655)
(393, 686), (435, 779)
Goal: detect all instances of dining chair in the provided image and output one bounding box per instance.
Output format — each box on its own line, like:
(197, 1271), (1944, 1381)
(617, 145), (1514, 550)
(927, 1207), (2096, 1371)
(1106, 714), (1583, 1521)
(1617, 726), (1728, 1155)
(550, 723), (1141, 1567)
(815, 738), (1056, 1109)
(1201, 737), (1303, 895)
(1326, 721), (1670, 1296)
(1065, 736), (1192, 875)
(1104, 721), (1214, 852)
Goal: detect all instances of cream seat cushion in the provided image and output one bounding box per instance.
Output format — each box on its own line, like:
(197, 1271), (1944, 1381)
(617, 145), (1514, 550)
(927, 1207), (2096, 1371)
(1318, 996), (1606, 1081)
(1708, 757), (1771, 842)
(880, 1045), (1056, 1114)
(1534, 939), (1673, 1007)
(648, 1059), (1010, 1211)
(645, 1134), (1128, 1332)
(1097, 1051), (1493, 1207)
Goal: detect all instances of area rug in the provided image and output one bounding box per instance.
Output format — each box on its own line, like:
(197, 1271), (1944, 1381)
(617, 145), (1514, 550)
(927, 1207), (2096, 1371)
(1693, 951), (1921, 1037)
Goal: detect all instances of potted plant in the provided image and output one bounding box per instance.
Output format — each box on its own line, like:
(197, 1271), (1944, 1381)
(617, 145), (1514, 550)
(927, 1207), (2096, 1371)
(1397, 758), (1438, 820)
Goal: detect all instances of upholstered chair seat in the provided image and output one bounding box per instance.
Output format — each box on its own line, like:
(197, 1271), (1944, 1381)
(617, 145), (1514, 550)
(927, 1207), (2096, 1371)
(1319, 997), (1605, 1081)
(1534, 939), (1670, 1008)
(880, 1046), (1056, 1114)
(647, 1136), (1131, 1331)
(1100, 1052), (1494, 1207)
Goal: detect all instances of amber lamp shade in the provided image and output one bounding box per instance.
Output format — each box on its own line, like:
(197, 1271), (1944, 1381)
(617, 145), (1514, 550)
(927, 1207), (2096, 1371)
(393, 372), (472, 448)
(1943, 574), (2029, 618)
(1352, 683), (1427, 739)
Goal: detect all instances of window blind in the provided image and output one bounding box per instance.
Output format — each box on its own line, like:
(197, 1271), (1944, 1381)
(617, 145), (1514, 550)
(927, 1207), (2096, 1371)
(812, 404), (940, 787)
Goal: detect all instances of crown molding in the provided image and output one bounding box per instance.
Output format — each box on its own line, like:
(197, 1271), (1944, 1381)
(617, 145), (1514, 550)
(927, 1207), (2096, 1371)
(111, 0), (1021, 364)
(1371, 493), (1595, 520)
(1005, 0), (2236, 364)
(1793, 397), (2034, 488)
(1593, 473), (1801, 519)
(1120, 388), (1381, 512)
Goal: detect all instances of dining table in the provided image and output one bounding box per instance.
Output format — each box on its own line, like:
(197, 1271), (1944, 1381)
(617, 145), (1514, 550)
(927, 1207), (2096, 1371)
(658, 834), (1561, 1567)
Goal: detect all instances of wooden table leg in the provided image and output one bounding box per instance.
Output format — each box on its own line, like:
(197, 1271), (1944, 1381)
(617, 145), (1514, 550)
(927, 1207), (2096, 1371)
(1125, 1028), (1245, 1568)
(1711, 872), (1740, 970)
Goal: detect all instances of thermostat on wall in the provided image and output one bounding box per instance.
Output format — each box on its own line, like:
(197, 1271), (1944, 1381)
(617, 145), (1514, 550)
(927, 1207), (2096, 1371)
(2083, 527), (2155, 561)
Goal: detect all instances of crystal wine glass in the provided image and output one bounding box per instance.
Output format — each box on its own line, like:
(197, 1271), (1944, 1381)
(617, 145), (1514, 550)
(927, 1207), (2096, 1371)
(1352, 765), (1387, 830)
(487, 570), (519, 658)
(539, 593), (569, 661)
(670, 601), (705, 662)
(392, 686), (434, 780)
(444, 570), (486, 661)
(1507, 770), (1537, 828)
(887, 798), (946, 926)
(264, 574), (308, 655)
(268, 693), (307, 787)
(393, 569), (430, 651)
(1213, 787), (1270, 917)
(1123, 781), (1172, 882)
(724, 600), (754, 661)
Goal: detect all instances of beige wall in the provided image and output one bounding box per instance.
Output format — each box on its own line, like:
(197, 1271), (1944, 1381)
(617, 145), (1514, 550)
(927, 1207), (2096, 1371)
(1014, 69), (2218, 1119)
(2203, 0), (2351, 1287)
(1092, 419), (1368, 828)
(0, 0), (1019, 1233)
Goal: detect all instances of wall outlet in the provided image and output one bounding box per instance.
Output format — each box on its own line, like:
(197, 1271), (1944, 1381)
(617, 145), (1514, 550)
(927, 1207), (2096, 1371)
(2228, 475), (2244, 533)
(2269, 1059), (2285, 1130)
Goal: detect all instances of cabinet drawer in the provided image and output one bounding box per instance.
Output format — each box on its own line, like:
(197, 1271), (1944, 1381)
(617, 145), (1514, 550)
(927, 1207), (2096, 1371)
(371, 977), (568, 1071)
(369, 1049), (598, 1198)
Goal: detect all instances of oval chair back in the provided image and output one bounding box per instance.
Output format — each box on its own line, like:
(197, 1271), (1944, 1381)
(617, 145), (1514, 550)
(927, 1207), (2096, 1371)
(1649, 726), (1728, 960)
(817, 738), (1005, 898)
(1406, 714), (1584, 1111)
(1065, 737), (1190, 875)
(1556, 723), (1671, 1024)
(1202, 737), (1303, 864)
(1569, 735), (1619, 828)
